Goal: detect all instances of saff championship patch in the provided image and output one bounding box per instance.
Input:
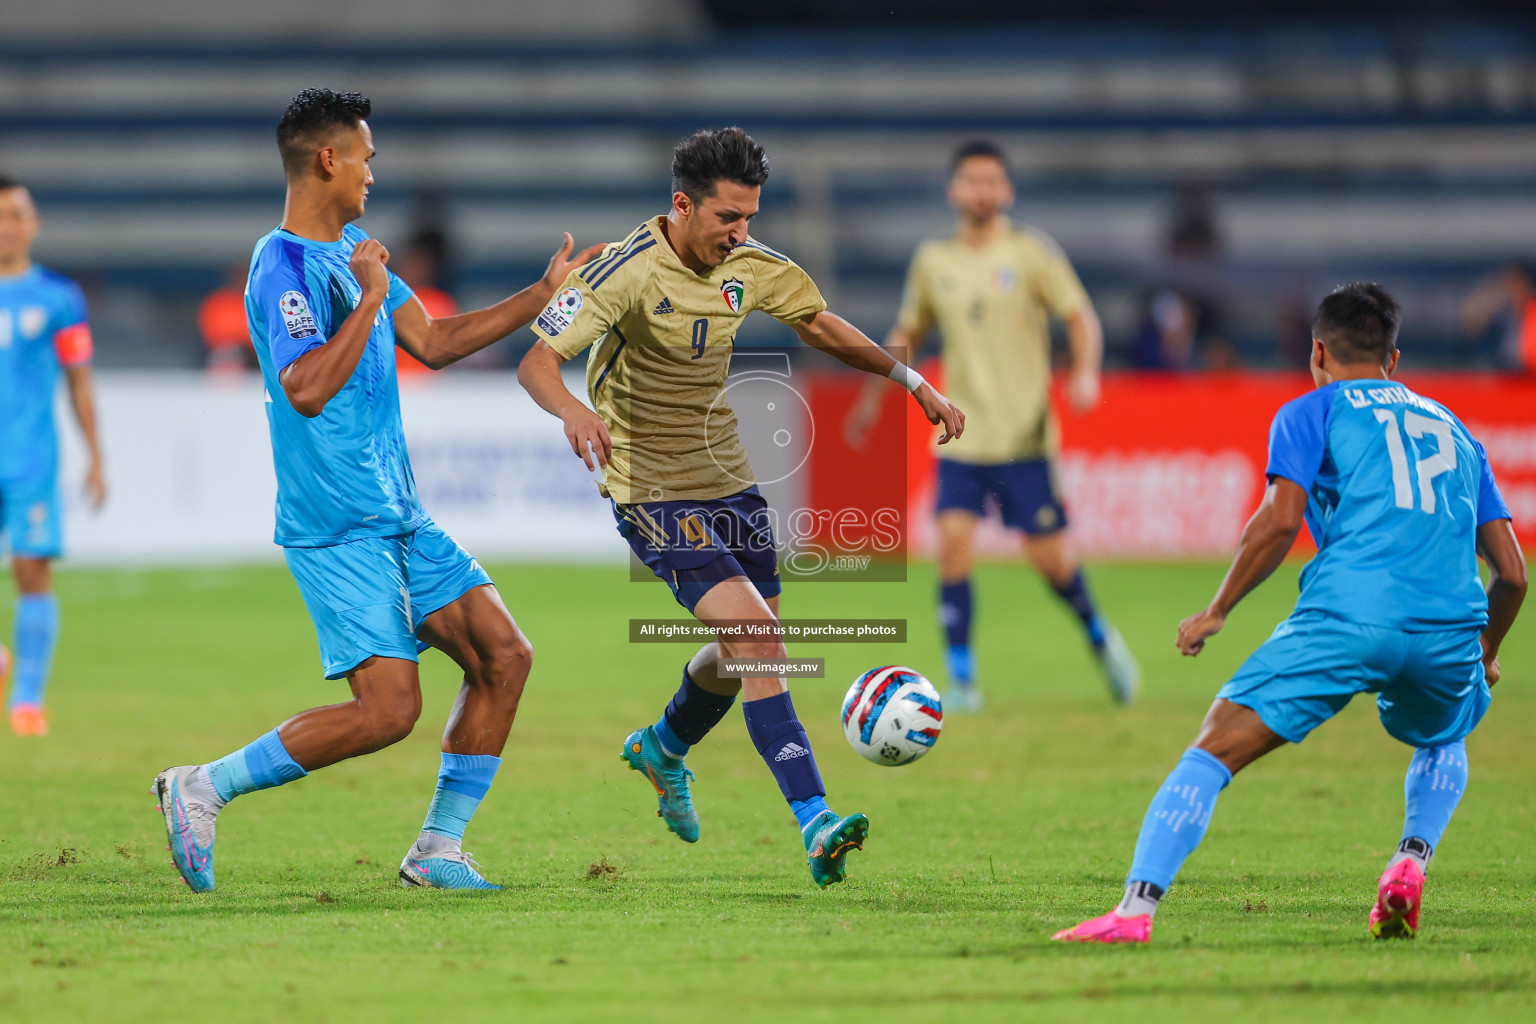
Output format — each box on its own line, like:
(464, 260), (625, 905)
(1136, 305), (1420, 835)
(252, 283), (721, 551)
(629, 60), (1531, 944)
(279, 291), (318, 339)
(537, 286), (583, 336)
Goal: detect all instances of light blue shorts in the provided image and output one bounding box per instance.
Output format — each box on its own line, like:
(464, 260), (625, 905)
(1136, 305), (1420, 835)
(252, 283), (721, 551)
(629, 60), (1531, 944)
(284, 521), (493, 679)
(1217, 610), (1490, 749)
(0, 472), (63, 559)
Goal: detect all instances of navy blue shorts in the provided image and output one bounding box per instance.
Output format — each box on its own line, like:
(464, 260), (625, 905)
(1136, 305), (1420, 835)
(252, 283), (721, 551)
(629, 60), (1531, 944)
(935, 458), (1068, 535)
(613, 485), (781, 612)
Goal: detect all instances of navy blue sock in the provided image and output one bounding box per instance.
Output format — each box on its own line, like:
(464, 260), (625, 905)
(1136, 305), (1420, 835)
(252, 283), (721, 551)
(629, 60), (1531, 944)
(939, 580), (972, 649)
(1053, 570), (1106, 649)
(655, 667), (737, 758)
(939, 581), (974, 685)
(742, 691), (826, 816)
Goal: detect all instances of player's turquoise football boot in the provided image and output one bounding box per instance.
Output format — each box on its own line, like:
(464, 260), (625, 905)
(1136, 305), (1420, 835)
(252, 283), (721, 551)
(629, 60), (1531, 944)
(620, 726), (699, 843)
(803, 809), (870, 888)
(1097, 625), (1142, 705)
(152, 765), (218, 892)
(398, 841), (502, 890)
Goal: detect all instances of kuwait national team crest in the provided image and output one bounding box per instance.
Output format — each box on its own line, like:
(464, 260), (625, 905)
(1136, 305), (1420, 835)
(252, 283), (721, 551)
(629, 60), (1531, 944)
(720, 277), (744, 313)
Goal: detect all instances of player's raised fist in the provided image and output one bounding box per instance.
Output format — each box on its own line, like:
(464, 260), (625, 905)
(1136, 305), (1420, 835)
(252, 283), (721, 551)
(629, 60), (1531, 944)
(914, 382), (965, 445)
(542, 233), (607, 296)
(349, 238), (391, 299)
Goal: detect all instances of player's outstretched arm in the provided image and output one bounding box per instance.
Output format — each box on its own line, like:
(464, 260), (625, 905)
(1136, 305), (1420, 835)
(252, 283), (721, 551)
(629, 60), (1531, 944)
(394, 234), (604, 370)
(1177, 478), (1308, 656)
(844, 325), (927, 449)
(516, 340), (612, 471)
(792, 311), (964, 444)
(281, 239), (391, 417)
(1476, 518), (1527, 685)
(64, 364), (106, 510)
(1063, 305), (1105, 413)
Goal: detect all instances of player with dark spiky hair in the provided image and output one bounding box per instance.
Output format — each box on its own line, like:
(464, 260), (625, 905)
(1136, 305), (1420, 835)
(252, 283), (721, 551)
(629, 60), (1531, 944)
(518, 127), (965, 888)
(152, 89), (603, 893)
(1054, 282), (1526, 944)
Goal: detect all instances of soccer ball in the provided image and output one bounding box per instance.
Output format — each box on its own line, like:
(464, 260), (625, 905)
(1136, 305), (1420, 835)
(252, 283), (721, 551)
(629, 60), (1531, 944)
(840, 666), (943, 766)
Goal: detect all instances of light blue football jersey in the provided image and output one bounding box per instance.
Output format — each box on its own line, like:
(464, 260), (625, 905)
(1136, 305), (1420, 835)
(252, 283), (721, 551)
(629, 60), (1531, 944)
(0, 265), (90, 481)
(246, 224), (424, 547)
(1267, 379), (1510, 630)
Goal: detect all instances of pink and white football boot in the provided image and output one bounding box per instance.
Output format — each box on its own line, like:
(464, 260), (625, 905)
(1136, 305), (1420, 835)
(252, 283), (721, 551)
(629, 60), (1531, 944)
(1369, 859), (1425, 939)
(1052, 909), (1153, 944)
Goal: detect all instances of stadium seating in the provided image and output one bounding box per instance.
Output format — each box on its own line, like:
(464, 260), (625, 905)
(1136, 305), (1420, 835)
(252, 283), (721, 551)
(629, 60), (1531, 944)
(2, 25), (1533, 365)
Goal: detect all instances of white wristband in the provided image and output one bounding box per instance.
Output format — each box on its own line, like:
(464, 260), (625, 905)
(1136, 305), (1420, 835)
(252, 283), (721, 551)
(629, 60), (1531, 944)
(889, 361), (926, 393)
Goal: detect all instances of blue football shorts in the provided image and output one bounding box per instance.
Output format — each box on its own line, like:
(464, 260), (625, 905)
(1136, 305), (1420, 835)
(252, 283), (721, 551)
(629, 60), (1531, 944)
(284, 520), (493, 679)
(935, 457), (1068, 536)
(0, 472), (63, 559)
(1217, 610), (1491, 749)
(613, 484), (781, 612)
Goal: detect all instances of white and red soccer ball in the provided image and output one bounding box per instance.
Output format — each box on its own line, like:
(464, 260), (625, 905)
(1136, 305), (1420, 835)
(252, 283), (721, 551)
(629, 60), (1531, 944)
(841, 666), (943, 766)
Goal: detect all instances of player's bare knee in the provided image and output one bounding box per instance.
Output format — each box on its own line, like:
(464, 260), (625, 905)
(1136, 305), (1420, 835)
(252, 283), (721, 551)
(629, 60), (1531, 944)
(1193, 700), (1283, 776)
(479, 634), (533, 696)
(735, 638), (787, 662)
(366, 692), (422, 746)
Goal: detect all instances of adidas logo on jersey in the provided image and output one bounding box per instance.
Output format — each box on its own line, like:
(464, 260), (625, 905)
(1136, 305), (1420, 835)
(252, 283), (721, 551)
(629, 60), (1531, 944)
(774, 742), (810, 762)
(652, 297), (675, 315)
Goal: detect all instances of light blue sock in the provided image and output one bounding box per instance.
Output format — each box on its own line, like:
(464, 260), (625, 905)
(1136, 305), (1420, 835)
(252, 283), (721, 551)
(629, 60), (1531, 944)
(653, 716), (688, 760)
(1402, 741), (1468, 850)
(1127, 747), (1232, 889)
(945, 646), (974, 688)
(791, 795), (830, 830)
(421, 752), (502, 841)
(205, 728), (308, 805)
(9, 594), (60, 709)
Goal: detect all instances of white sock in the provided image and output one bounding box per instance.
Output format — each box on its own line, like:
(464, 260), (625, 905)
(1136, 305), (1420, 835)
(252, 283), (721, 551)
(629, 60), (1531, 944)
(1117, 880), (1164, 919)
(184, 765), (227, 811)
(1386, 836), (1432, 874)
(415, 830), (462, 856)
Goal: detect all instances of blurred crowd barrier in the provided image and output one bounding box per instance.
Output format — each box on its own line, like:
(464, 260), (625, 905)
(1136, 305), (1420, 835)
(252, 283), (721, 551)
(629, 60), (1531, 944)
(5, 25), (1535, 369)
(52, 370), (1536, 566)
(56, 371), (617, 564)
(807, 368), (1536, 560)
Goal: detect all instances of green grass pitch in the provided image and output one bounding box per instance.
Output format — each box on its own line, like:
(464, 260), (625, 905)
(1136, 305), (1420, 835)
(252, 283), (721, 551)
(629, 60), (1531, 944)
(1, 559), (1533, 1022)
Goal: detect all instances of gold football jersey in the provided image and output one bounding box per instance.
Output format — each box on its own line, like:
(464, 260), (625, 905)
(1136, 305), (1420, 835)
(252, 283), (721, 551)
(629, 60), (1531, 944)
(532, 216), (827, 503)
(897, 219), (1090, 463)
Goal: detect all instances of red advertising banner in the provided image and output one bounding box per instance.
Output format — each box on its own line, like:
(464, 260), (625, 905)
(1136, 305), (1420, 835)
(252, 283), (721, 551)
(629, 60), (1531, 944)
(805, 370), (1536, 559)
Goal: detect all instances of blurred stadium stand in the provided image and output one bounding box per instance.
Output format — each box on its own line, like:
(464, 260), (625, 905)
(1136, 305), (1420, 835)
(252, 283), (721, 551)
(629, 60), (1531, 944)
(2, 4), (1535, 368)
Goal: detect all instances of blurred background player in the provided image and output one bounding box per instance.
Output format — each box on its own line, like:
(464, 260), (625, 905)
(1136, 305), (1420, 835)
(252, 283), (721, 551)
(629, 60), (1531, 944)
(152, 89), (599, 893)
(198, 263), (255, 373)
(1054, 284), (1527, 945)
(518, 127), (964, 888)
(0, 174), (106, 736)
(393, 226), (458, 377)
(846, 140), (1139, 711)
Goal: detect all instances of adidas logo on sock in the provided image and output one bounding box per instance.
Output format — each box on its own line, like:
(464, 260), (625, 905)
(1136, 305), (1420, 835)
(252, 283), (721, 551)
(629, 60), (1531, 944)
(652, 296), (675, 315)
(774, 742), (809, 762)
